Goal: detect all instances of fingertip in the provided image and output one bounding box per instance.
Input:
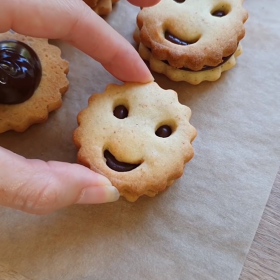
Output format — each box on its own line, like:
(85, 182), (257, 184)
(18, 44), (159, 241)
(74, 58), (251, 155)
(72, 163), (113, 187)
(103, 52), (154, 83)
(76, 185), (120, 204)
(134, 58), (154, 83)
(105, 186), (120, 202)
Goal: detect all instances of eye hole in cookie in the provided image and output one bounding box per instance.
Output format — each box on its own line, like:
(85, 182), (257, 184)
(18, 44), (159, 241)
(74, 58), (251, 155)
(211, 3), (231, 17)
(165, 31), (200, 46)
(113, 104), (128, 119)
(156, 125), (172, 138)
(104, 150), (141, 172)
(155, 120), (176, 138)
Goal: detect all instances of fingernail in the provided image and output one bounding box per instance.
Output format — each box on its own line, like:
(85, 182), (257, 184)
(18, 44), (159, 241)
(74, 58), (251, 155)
(145, 71), (154, 83)
(96, 174), (113, 187)
(77, 186), (120, 204)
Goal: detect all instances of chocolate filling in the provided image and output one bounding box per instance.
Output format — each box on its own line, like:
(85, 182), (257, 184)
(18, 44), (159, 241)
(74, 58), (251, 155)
(212, 10), (226, 17)
(156, 125), (172, 138)
(165, 31), (197, 46)
(155, 31), (237, 71)
(0, 40), (42, 105)
(146, 46), (236, 72)
(162, 52), (233, 72)
(104, 150), (140, 172)
(114, 105), (128, 119)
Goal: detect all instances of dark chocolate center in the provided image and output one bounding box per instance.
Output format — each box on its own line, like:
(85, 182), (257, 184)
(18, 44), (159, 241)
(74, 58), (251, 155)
(113, 105), (128, 119)
(145, 44), (235, 72)
(0, 40), (42, 105)
(165, 31), (195, 46)
(104, 150), (140, 172)
(162, 52), (233, 71)
(156, 125), (172, 138)
(212, 10), (226, 17)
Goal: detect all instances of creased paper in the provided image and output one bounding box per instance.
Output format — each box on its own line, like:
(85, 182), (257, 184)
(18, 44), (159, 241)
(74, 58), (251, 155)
(0, 0), (279, 279)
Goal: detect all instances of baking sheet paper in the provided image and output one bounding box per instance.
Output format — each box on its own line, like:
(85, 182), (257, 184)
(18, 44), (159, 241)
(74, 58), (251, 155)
(0, 0), (279, 279)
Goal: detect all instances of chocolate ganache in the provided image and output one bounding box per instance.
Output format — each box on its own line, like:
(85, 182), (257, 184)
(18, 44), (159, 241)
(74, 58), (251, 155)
(0, 40), (42, 105)
(104, 150), (140, 172)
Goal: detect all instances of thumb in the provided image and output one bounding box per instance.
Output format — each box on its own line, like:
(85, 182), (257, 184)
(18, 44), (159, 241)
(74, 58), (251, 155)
(0, 147), (119, 215)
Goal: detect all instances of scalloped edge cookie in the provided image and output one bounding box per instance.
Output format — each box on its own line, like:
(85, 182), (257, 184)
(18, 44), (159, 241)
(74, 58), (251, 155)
(136, 0), (248, 70)
(73, 82), (197, 202)
(0, 31), (69, 133)
(134, 0), (248, 83)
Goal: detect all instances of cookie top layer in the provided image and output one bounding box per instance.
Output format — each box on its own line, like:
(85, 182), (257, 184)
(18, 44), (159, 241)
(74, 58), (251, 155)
(83, 0), (98, 8)
(137, 0), (248, 70)
(73, 82), (197, 201)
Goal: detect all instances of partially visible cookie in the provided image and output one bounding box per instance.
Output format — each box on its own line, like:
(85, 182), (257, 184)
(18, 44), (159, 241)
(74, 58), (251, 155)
(83, 0), (119, 16)
(134, 0), (248, 84)
(73, 82), (197, 202)
(0, 31), (69, 133)
(83, 0), (99, 8)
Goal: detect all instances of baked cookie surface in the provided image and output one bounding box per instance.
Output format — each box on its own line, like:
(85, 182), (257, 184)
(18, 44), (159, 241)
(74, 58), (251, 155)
(73, 82), (197, 202)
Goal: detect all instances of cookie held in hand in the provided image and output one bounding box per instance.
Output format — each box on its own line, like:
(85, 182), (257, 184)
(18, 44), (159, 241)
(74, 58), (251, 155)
(0, 31), (69, 133)
(134, 0), (248, 84)
(73, 82), (197, 202)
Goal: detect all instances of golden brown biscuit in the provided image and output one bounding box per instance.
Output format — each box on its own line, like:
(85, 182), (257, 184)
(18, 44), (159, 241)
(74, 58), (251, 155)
(73, 82), (197, 202)
(83, 0), (119, 16)
(134, 0), (248, 84)
(83, 0), (99, 8)
(0, 31), (69, 133)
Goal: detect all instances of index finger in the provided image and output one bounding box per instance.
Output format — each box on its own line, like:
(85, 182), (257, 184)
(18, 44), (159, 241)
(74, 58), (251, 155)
(0, 0), (153, 83)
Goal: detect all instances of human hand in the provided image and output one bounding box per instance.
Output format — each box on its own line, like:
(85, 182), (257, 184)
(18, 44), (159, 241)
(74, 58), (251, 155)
(0, 147), (120, 214)
(1, 0), (159, 82)
(0, 0), (159, 214)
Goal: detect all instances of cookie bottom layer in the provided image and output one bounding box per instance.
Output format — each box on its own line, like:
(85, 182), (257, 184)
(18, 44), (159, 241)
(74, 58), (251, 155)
(138, 43), (242, 85)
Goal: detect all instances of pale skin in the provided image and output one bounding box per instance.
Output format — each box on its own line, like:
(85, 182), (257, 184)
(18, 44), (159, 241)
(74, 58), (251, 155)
(0, 0), (159, 215)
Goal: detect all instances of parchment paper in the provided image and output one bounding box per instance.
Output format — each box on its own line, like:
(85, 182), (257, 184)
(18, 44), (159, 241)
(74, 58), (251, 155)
(0, 0), (279, 279)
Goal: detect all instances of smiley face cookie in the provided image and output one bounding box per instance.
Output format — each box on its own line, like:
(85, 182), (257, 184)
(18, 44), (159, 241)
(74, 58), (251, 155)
(134, 0), (248, 84)
(73, 82), (197, 202)
(0, 31), (69, 133)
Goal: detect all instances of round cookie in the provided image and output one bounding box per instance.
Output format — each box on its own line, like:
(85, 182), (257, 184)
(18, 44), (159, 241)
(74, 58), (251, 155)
(0, 31), (69, 133)
(134, 0), (248, 84)
(73, 82), (197, 202)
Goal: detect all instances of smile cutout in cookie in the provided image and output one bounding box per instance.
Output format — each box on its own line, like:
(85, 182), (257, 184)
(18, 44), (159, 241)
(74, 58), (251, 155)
(73, 82), (197, 202)
(134, 0), (248, 84)
(0, 31), (69, 133)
